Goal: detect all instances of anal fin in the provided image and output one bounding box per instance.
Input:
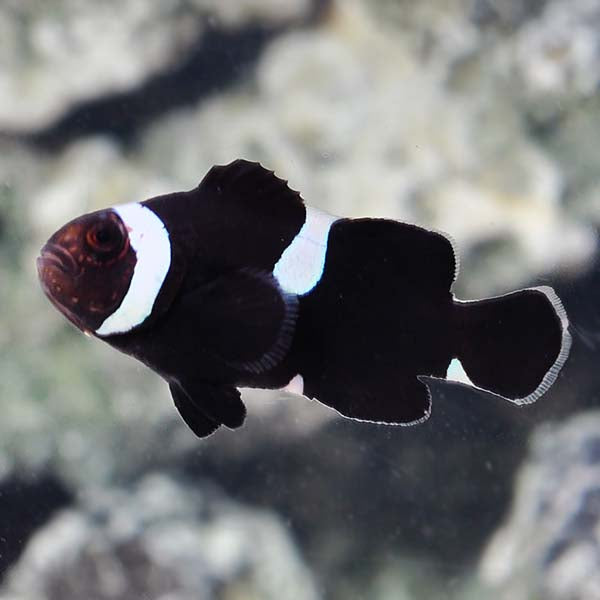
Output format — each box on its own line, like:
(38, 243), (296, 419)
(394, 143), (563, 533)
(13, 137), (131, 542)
(309, 376), (432, 426)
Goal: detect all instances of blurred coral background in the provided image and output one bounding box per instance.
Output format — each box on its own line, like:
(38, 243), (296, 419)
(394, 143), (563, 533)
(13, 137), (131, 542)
(2, 1), (600, 598)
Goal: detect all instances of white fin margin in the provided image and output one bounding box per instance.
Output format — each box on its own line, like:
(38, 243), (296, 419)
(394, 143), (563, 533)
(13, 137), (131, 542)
(430, 227), (460, 283)
(329, 385), (433, 427)
(510, 285), (571, 405)
(277, 372), (432, 426)
(273, 206), (339, 295)
(96, 203), (171, 336)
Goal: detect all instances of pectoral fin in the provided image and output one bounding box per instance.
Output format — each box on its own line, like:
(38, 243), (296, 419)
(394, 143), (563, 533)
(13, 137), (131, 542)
(179, 269), (298, 374)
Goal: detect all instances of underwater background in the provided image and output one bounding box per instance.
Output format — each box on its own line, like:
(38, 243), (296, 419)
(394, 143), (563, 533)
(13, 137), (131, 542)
(2, 0), (600, 598)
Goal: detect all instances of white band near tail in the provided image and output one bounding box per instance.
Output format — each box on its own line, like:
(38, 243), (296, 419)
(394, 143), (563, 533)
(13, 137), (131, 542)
(273, 206), (339, 295)
(281, 373), (305, 396)
(96, 203), (171, 336)
(446, 358), (474, 387)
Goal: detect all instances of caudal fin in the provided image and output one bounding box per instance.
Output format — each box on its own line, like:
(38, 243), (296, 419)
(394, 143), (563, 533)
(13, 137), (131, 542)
(451, 286), (570, 404)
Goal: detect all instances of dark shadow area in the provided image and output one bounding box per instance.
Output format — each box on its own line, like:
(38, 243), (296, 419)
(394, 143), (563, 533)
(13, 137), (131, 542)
(0, 473), (73, 580)
(179, 385), (528, 594)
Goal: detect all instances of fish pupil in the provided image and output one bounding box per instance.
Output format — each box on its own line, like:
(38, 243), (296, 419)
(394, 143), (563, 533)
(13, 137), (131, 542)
(86, 218), (125, 257)
(95, 226), (112, 245)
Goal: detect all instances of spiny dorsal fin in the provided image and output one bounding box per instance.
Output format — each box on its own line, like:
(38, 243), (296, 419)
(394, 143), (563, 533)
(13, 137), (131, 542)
(198, 159), (305, 211)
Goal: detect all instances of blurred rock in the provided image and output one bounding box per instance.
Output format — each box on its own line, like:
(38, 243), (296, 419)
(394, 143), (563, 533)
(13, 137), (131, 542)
(498, 0), (600, 110)
(0, 474), (320, 600)
(0, 1), (202, 131)
(194, 0), (313, 27)
(0, 0), (312, 132)
(471, 0), (548, 28)
(484, 0), (600, 236)
(480, 411), (600, 600)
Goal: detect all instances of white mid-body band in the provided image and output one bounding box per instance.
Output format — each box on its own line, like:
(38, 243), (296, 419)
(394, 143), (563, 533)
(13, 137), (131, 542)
(273, 206), (339, 296)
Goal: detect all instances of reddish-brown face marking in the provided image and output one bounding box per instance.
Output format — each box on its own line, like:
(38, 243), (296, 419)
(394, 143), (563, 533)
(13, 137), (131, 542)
(37, 209), (137, 333)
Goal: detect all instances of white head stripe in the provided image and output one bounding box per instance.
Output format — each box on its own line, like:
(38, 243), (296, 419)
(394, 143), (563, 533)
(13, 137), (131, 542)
(273, 206), (339, 295)
(96, 203), (171, 336)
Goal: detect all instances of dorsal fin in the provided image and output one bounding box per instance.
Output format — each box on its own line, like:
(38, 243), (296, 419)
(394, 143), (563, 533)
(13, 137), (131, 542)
(198, 159), (305, 211)
(185, 159), (306, 272)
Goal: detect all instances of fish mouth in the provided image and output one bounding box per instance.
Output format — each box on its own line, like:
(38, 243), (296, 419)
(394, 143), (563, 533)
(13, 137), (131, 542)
(37, 273), (86, 332)
(37, 243), (80, 276)
(37, 245), (86, 331)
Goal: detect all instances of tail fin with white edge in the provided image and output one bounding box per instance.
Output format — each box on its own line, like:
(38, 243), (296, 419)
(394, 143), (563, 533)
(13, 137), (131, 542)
(450, 286), (570, 404)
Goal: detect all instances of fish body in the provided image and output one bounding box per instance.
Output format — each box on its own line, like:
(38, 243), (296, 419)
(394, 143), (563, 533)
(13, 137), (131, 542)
(37, 160), (571, 437)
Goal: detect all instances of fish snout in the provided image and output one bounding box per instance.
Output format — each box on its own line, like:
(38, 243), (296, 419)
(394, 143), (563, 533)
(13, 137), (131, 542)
(37, 243), (82, 309)
(37, 243), (87, 331)
(37, 243), (80, 277)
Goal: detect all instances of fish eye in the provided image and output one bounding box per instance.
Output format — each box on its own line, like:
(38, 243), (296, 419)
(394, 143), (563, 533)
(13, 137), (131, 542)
(86, 216), (127, 257)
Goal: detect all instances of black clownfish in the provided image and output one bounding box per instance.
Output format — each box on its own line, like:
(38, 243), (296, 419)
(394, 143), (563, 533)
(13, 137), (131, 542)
(37, 160), (571, 438)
